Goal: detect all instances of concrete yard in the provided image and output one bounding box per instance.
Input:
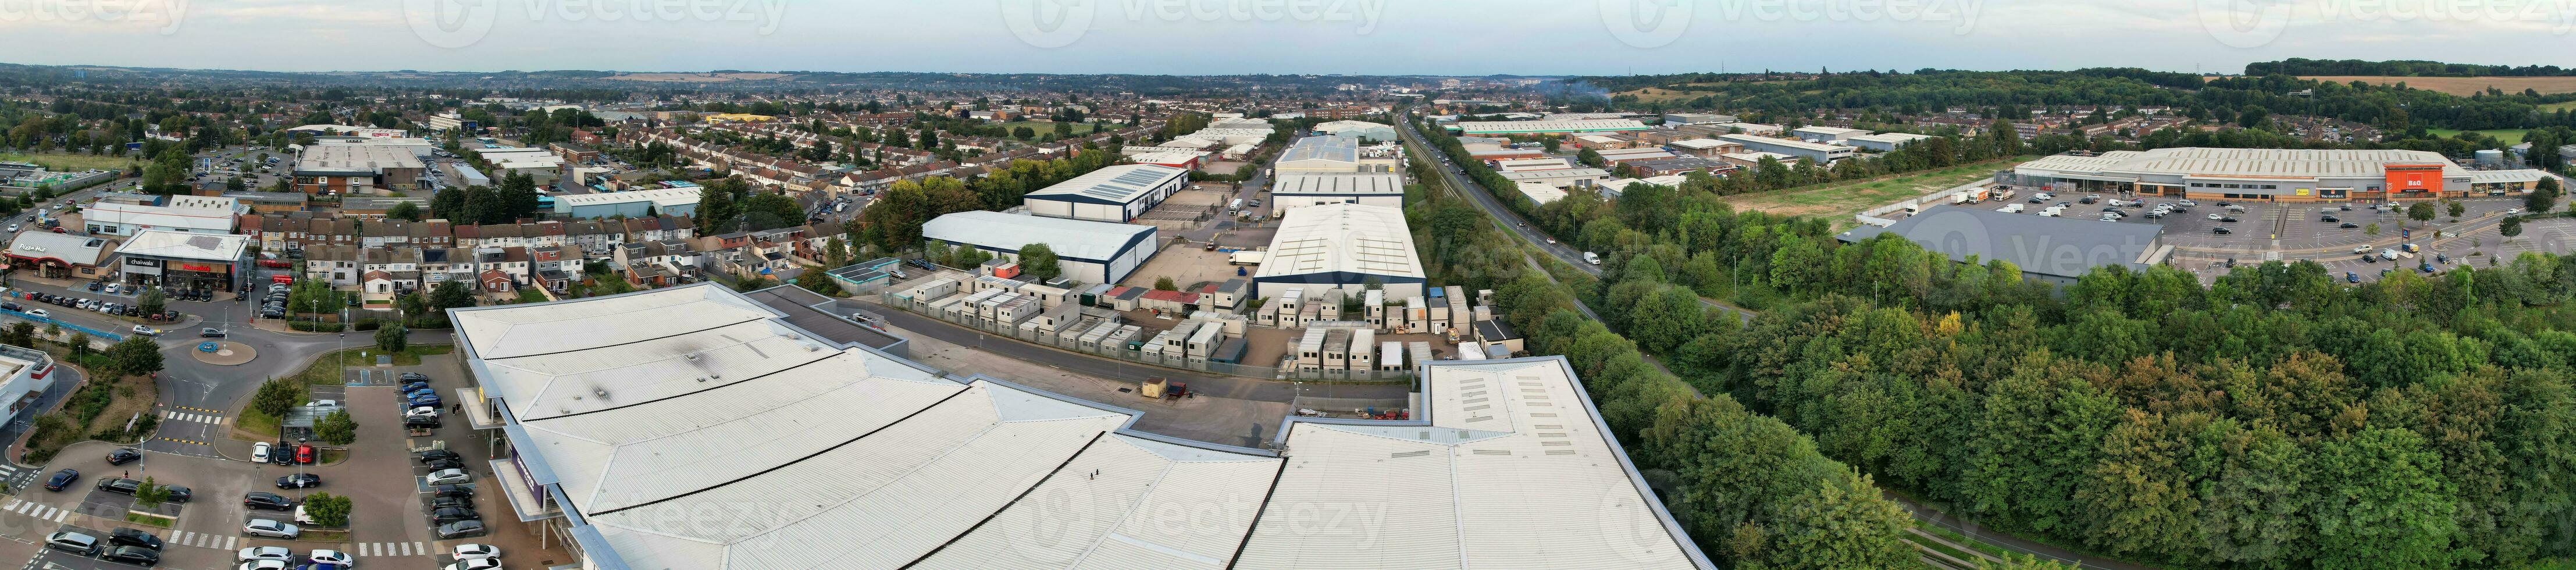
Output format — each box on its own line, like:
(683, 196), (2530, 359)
(1119, 244), (1245, 290)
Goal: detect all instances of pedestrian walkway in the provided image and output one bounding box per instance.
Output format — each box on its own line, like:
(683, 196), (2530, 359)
(158, 409), (225, 425)
(351, 541), (428, 557)
(0, 498), (71, 523)
(166, 530), (239, 550)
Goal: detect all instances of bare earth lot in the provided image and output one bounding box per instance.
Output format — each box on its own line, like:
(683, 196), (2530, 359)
(2295, 76), (2576, 95)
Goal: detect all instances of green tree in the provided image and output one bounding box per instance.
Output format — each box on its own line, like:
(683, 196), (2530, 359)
(741, 191), (805, 231)
(375, 323), (407, 352)
(2446, 200), (2465, 219)
(428, 282), (477, 312)
(386, 201), (424, 222)
(1016, 243), (1063, 283)
(251, 378), (302, 417)
(315, 410), (357, 445)
(303, 493), (352, 527)
(105, 336), (162, 377)
(2365, 222), (2380, 237)
(2502, 215), (2525, 238)
(2407, 201), (2435, 226)
(2528, 176), (2562, 213)
(131, 477), (170, 507)
(1153, 276), (1178, 291)
(794, 266), (836, 294)
(135, 287), (165, 318)
(2309, 429), (2460, 568)
(224, 175), (245, 191)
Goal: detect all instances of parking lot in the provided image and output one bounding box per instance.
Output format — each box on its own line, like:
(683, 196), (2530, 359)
(1990, 190), (2534, 284)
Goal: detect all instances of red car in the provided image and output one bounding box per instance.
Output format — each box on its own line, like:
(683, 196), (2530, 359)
(294, 445), (314, 464)
(258, 259), (291, 268)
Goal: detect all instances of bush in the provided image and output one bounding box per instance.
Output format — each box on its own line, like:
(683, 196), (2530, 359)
(302, 493), (352, 528)
(352, 319), (382, 331)
(288, 321), (346, 333)
(250, 378), (302, 418)
(315, 410), (356, 445)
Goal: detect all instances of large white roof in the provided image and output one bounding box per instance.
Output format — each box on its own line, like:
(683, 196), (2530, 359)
(922, 211), (1156, 262)
(1025, 164), (1190, 205)
(455, 285), (1709, 570)
(1255, 203), (1424, 282)
(81, 201), (238, 232)
(2018, 147), (2470, 180)
(115, 230), (248, 261)
(1269, 172), (1404, 196)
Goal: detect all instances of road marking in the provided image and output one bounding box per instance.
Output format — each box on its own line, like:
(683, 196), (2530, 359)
(153, 437), (211, 446)
(220, 535), (237, 550)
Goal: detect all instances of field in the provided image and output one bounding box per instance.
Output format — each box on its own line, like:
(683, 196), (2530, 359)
(2296, 76), (2576, 96)
(605, 72), (791, 83)
(998, 120), (1096, 136)
(0, 152), (138, 172)
(2427, 128), (2530, 145)
(1718, 157), (2031, 222)
(2541, 101), (2576, 112)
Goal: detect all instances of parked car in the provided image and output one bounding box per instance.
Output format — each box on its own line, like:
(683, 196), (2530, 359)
(426, 469), (472, 485)
(401, 382), (432, 393)
(435, 519), (487, 540)
(432, 484), (475, 498)
(294, 444), (314, 464)
(201, 327), (226, 338)
(236, 546), (294, 561)
(243, 491), (293, 511)
(451, 544), (503, 560)
(241, 519), (300, 539)
(423, 458), (466, 471)
(109, 528), (162, 550)
(306, 549), (354, 567)
(107, 448), (141, 465)
(44, 531), (98, 555)
(44, 468), (77, 491)
(275, 473), (320, 489)
(2213, 227), (2233, 234)
(2341, 222), (2360, 229)
(432, 507), (480, 524)
(97, 478), (141, 494)
(2321, 215), (2340, 222)
(432, 497), (475, 511)
(163, 484), (190, 503)
(399, 372), (430, 382)
(250, 442), (271, 463)
(237, 561), (291, 570)
(100, 545), (160, 567)
(2219, 217), (2240, 223)
(130, 325), (159, 337)
(409, 396), (444, 409)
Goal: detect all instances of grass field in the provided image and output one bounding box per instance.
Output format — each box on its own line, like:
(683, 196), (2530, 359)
(2296, 76), (2576, 96)
(1718, 156), (2033, 222)
(0, 152), (138, 172)
(2541, 101), (2576, 112)
(999, 120), (1096, 136)
(2427, 128), (2530, 145)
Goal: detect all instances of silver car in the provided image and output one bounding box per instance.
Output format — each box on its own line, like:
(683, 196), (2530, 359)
(242, 519), (300, 539)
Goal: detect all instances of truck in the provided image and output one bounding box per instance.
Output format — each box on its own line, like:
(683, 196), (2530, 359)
(1990, 187), (2016, 201)
(2039, 206), (2064, 217)
(1998, 204), (2026, 213)
(1950, 193), (1973, 205)
(1228, 198), (1244, 212)
(1583, 252), (1601, 265)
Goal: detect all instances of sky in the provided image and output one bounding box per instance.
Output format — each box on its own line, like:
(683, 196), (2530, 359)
(0, 0), (2569, 76)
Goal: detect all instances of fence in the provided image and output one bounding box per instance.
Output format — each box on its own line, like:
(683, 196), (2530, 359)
(883, 293), (1416, 383)
(0, 307), (126, 344)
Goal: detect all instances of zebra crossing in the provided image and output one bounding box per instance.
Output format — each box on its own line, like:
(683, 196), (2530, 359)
(166, 530), (238, 550)
(354, 541), (429, 557)
(159, 409), (225, 425)
(0, 498), (70, 523)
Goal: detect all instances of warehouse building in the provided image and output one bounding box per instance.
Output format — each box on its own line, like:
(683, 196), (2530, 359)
(1311, 120), (1396, 142)
(1516, 181), (1570, 205)
(922, 210), (1159, 284)
(1718, 134), (1854, 164)
(1449, 119), (1649, 137)
(552, 187), (702, 219)
(1124, 151), (1203, 170)
(1269, 172), (1405, 209)
(1838, 206), (2168, 287)
(1022, 163), (1192, 222)
(450, 284), (1713, 570)
(1274, 136), (1366, 174)
(1662, 113), (1737, 124)
(1792, 126), (1869, 142)
(1498, 167), (1614, 189)
(81, 196), (240, 235)
(2011, 147), (2478, 201)
(1253, 203), (1426, 300)
(294, 144), (427, 194)
(1848, 132), (1938, 151)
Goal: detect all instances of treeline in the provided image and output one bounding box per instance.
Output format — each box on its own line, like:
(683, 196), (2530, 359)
(1393, 157), (1925, 569)
(2247, 58), (2576, 77)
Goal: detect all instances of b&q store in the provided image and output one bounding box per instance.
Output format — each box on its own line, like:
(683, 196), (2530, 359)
(2009, 147), (2554, 202)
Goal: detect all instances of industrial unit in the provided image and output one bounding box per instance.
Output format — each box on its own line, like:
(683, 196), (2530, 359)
(1717, 134), (1855, 164)
(1021, 163), (1192, 222)
(1252, 203), (1426, 300)
(1267, 172), (1405, 209)
(1448, 119), (1650, 136)
(550, 186), (703, 219)
(921, 210), (1160, 285)
(2010, 147), (2495, 201)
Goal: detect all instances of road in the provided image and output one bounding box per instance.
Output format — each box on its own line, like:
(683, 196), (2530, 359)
(1394, 109), (2148, 570)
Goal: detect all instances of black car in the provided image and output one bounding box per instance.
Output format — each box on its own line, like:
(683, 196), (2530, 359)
(2341, 222), (2360, 229)
(432, 497), (475, 511)
(44, 469), (76, 491)
(275, 473), (320, 489)
(163, 485), (190, 503)
(85, 282), (99, 291)
(416, 449), (460, 463)
(2213, 227), (2234, 234)
(432, 507), (480, 524)
(2218, 217), (2240, 223)
(2321, 215), (2340, 222)
(243, 491), (294, 511)
(432, 484), (475, 498)
(108, 528), (162, 550)
(399, 372), (430, 382)
(106, 448), (140, 465)
(96, 478), (140, 494)
(99, 545), (158, 567)
(0, 302), (18, 312)
(436, 519), (487, 539)
(423, 458), (467, 471)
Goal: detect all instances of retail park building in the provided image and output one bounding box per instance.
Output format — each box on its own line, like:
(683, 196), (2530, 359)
(2011, 147), (2556, 201)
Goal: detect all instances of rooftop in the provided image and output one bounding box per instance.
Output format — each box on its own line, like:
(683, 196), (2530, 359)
(1276, 136), (1360, 166)
(1255, 203), (1424, 281)
(452, 284), (1710, 570)
(1453, 119), (1649, 134)
(922, 210), (1156, 262)
(1269, 172), (1405, 196)
(2016, 147), (2473, 181)
(115, 230), (250, 262)
(1025, 163), (1190, 204)
(295, 144), (426, 175)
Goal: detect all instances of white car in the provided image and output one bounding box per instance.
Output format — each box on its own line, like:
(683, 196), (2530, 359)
(238, 546), (295, 561)
(443, 560), (503, 570)
(2207, 213), (2223, 220)
(426, 468), (473, 484)
(243, 519), (300, 539)
(130, 325), (159, 337)
(251, 441), (272, 463)
(23, 309), (44, 319)
(451, 544), (502, 560)
(2507, 208), (2523, 215)
(237, 561), (291, 570)
(307, 548), (355, 566)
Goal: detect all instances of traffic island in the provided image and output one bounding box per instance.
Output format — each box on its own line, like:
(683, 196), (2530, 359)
(190, 341), (256, 365)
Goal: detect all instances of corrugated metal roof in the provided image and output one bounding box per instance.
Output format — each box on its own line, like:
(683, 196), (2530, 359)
(1253, 204), (1424, 282)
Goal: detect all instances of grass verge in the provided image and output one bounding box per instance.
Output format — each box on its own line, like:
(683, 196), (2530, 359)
(1717, 156), (2035, 223)
(2427, 128), (2531, 145)
(123, 512), (173, 528)
(0, 152), (139, 172)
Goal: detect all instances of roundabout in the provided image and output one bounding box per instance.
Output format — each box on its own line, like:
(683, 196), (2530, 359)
(188, 340), (257, 366)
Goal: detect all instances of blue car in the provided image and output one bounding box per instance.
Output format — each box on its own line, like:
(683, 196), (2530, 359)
(404, 389), (439, 400)
(2346, 272), (2360, 283)
(401, 382), (431, 392)
(408, 396), (443, 409)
